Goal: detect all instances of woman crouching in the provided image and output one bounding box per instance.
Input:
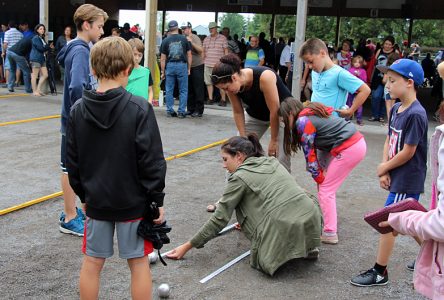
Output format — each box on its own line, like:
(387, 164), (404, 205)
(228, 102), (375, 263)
(167, 134), (322, 276)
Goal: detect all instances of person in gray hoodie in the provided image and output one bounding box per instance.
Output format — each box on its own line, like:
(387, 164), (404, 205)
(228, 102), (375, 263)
(56, 4), (108, 237)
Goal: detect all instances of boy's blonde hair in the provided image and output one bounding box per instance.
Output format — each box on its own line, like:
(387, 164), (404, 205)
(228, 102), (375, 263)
(300, 38), (328, 57)
(128, 38), (145, 53)
(74, 4), (108, 31)
(90, 37), (134, 80)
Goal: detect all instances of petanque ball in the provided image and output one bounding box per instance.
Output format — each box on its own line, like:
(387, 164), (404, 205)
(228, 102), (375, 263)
(340, 104), (349, 110)
(148, 252), (158, 264)
(158, 283), (170, 298)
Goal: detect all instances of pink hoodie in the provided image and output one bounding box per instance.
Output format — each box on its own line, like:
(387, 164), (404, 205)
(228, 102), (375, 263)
(388, 124), (444, 300)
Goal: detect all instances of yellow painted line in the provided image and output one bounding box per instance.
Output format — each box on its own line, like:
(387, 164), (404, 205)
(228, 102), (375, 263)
(0, 93), (30, 99)
(0, 138), (228, 216)
(0, 114), (61, 127)
(165, 138), (228, 161)
(0, 192), (63, 216)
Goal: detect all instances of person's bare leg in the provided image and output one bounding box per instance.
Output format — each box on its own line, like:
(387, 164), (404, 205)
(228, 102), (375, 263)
(376, 233), (396, 266)
(79, 256), (105, 300)
(15, 68), (21, 85)
(220, 89), (226, 103)
(128, 257), (152, 300)
(206, 84), (213, 101)
(36, 67), (48, 95)
(31, 67), (40, 96)
(61, 173), (77, 222)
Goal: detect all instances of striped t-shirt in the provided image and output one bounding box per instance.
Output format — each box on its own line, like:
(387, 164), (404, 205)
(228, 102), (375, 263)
(203, 34), (227, 67)
(4, 28), (23, 50)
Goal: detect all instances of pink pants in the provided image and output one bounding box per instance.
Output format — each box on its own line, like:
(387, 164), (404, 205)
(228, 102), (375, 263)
(318, 137), (367, 234)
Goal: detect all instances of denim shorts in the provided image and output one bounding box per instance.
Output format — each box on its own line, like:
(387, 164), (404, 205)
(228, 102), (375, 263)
(83, 217), (153, 259)
(384, 192), (420, 207)
(31, 61), (46, 68)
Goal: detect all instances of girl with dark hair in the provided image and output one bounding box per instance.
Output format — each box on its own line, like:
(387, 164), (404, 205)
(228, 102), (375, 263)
(30, 24), (54, 96)
(167, 133), (322, 276)
(369, 35), (400, 123)
(279, 98), (366, 245)
(210, 53), (292, 172)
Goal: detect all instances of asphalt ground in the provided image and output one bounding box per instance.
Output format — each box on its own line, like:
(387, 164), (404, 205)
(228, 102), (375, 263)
(0, 88), (434, 299)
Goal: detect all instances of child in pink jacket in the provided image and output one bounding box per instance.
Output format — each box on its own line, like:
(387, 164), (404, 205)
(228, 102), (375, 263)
(381, 124), (444, 299)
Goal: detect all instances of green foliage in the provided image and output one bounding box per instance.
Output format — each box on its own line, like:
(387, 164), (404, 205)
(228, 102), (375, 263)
(219, 13), (247, 37)
(246, 14), (272, 38)
(238, 14), (444, 47)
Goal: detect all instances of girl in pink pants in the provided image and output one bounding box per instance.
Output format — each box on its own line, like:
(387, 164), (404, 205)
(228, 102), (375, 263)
(280, 98), (367, 244)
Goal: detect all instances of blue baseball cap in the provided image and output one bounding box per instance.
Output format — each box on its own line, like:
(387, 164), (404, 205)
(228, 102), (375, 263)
(377, 58), (424, 86)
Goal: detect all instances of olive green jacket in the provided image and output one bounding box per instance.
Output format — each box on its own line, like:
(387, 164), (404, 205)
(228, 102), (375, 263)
(190, 156), (322, 275)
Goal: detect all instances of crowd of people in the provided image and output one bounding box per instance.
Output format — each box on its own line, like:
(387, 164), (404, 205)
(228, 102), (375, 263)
(3, 4), (444, 299)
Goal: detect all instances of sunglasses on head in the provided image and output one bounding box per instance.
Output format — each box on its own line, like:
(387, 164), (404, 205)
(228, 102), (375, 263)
(210, 74), (232, 81)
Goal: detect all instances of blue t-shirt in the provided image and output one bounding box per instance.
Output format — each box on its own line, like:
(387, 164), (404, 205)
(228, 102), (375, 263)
(311, 64), (363, 116)
(387, 101), (428, 194)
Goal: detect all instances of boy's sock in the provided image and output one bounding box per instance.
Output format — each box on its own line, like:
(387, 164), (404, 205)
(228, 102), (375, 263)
(373, 263), (387, 274)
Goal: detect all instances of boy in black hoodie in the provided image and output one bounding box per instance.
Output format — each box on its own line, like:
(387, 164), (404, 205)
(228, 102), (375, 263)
(66, 36), (166, 299)
(57, 4), (108, 236)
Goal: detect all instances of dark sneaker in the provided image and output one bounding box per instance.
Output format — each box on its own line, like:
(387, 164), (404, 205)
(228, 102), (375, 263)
(59, 214), (84, 237)
(304, 247), (320, 260)
(406, 260), (415, 271)
(206, 99), (215, 105)
(191, 112), (202, 118)
(350, 268), (388, 287)
(185, 111), (193, 116)
(8, 88), (14, 93)
(218, 101), (227, 107)
(166, 111), (177, 117)
(177, 113), (186, 119)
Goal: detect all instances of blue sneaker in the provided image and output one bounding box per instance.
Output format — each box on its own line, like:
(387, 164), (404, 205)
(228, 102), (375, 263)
(59, 207), (86, 224)
(59, 214), (84, 237)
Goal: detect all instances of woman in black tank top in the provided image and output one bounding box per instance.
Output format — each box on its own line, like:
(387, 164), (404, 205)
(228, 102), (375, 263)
(210, 54), (292, 170)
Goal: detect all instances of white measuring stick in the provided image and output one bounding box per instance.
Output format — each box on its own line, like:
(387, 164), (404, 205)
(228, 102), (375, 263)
(199, 250), (251, 283)
(161, 223), (239, 259)
(218, 222), (238, 235)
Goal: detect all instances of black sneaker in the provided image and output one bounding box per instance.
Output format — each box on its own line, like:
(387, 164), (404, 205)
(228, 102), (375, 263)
(185, 111), (193, 116)
(166, 111), (177, 117)
(191, 112), (202, 118)
(350, 268), (388, 287)
(177, 113), (186, 119)
(406, 260), (415, 271)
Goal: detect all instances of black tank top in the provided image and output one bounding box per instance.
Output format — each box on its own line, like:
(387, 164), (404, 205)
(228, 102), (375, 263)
(237, 66), (292, 121)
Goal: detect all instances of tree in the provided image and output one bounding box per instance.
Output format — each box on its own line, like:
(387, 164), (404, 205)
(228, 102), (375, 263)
(219, 13), (247, 38)
(246, 14), (271, 38)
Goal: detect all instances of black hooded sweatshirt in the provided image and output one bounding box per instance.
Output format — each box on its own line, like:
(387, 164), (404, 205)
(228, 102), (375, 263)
(66, 87), (166, 221)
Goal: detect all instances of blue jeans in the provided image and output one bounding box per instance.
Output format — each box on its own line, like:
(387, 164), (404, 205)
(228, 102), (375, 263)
(371, 84), (385, 119)
(165, 62), (188, 114)
(8, 51), (32, 93)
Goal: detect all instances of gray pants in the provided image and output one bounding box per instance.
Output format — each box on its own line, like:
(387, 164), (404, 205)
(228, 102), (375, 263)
(244, 113), (291, 172)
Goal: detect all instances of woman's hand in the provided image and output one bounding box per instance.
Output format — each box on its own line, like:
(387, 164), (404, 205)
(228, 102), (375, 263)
(153, 207), (165, 224)
(378, 221), (398, 236)
(268, 140), (278, 157)
(166, 242), (193, 260)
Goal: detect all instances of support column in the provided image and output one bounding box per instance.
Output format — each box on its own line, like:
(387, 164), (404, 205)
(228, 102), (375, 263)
(270, 14), (276, 39)
(291, 0), (308, 98)
(215, 12), (219, 23)
(144, 0), (158, 74)
(335, 15), (341, 48)
(162, 10), (166, 35)
(39, 0), (49, 30)
(407, 18), (414, 47)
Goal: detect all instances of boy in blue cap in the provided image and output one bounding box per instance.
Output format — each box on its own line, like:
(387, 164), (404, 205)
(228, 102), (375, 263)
(351, 59), (427, 287)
